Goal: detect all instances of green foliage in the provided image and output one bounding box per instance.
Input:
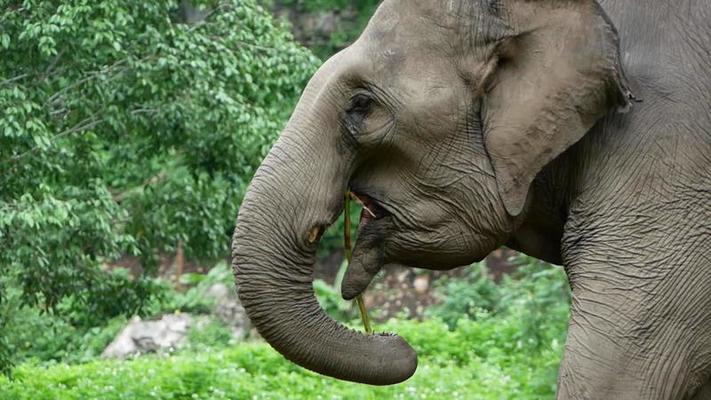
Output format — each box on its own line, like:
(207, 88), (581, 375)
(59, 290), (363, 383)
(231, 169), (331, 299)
(186, 318), (236, 350)
(63, 268), (167, 329)
(0, 297), (127, 367)
(277, 0), (343, 12)
(314, 279), (362, 325)
(429, 255), (571, 340)
(0, 257), (570, 398)
(156, 261), (233, 315)
(499, 256), (571, 350)
(428, 263), (501, 328)
(0, 260), (234, 372)
(0, 270), (130, 367)
(0, 339), (10, 377)
(0, 0), (319, 370)
(0, 311), (568, 399)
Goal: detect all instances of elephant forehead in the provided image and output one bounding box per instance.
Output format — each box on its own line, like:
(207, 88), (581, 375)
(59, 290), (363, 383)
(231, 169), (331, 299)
(352, 1), (508, 91)
(361, 1), (454, 56)
(365, 0), (509, 48)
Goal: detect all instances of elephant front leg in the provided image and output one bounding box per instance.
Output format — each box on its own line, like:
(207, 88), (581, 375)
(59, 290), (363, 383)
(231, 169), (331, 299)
(556, 260), (711, 400)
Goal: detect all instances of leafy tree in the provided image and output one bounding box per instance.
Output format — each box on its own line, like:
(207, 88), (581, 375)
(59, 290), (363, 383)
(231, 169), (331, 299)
(0, 0), (319, 369)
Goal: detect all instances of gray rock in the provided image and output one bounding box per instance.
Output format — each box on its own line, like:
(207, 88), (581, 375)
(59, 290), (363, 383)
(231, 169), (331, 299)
(103, 283), (254, 359)
(205, 282), (231, 302)
(205, 283), (250, 340)
(102, 314), (192, 359)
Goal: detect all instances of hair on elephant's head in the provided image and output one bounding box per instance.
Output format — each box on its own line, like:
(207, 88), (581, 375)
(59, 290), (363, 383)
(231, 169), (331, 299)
(232, 0), (633, 385)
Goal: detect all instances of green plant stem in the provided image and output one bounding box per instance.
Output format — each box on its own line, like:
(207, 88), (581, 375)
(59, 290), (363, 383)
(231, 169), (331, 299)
(344, 191), (373, 335)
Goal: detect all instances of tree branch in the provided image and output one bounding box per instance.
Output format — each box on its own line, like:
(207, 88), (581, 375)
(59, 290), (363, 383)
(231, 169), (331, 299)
(0, 74), (29, 86)
(43, 59), (129, 108)
(1, 108), (158, 165)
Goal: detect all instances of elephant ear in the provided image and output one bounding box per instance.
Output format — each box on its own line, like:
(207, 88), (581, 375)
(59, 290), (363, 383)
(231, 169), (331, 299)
(481, 0), (635, 216)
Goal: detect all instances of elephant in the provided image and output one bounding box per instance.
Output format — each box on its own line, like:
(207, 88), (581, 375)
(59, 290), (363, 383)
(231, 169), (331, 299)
(231, 0), (711, 398)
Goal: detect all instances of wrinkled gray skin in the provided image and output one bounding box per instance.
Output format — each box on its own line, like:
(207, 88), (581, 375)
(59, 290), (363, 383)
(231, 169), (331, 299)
(232, 0), (711, 398)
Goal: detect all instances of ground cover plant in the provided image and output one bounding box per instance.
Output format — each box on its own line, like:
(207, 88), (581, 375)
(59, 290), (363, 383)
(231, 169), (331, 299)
(1, 259), (571, 399)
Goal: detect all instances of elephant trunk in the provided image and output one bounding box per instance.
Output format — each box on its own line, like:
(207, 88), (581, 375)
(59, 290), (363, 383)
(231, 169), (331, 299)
(231, 129), (417, 385)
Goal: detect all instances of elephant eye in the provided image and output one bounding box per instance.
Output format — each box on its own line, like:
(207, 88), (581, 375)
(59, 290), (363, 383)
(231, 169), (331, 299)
(347, 93), (374, 116)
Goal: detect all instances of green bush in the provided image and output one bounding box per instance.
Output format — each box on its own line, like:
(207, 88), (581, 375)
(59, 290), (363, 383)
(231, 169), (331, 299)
(427, 263), (501, 328)
(0, 302), (127, 368)
(498, 257), (571, 351)
(154, 261), (234, 315)
(0, 261), (231, 370)
(1, 257), (570, 398)
(0, 271), (133, 370)
(429, 256), (570, 336)
(187, 318), (236, 350)
(0, 314), (567, 400)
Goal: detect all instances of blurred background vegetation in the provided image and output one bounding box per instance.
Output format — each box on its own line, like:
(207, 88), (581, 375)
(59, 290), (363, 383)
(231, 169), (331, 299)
(0, 1), (571, 398)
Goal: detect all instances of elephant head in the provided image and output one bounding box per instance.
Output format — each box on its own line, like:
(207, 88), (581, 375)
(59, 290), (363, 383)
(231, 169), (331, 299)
(232, 0), (632, 385)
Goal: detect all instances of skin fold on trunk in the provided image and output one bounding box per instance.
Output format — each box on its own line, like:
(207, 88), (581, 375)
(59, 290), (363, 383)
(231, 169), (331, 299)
(232, 136), (417, 385)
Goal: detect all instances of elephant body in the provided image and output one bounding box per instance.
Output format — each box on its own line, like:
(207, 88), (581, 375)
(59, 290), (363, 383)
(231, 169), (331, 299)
(526, 2), (711, 398)
(232, 1), (711, 399)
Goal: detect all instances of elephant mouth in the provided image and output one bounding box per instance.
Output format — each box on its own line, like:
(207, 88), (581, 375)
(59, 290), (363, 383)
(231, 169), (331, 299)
(350, 192), (390, 224)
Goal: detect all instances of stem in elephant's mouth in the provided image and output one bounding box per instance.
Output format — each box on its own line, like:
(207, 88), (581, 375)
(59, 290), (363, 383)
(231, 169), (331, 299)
(349, 192), (377, 218)
(344, 191), (374, 335)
